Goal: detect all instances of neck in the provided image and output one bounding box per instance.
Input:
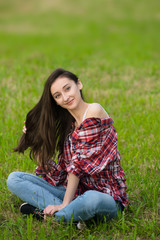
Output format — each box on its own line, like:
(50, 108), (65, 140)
(68, 100), (89, 126)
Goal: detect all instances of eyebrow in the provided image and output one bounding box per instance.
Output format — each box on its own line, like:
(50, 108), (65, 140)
(52, 84), (70, 96)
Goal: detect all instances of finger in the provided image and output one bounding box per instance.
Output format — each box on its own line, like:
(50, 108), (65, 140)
(44, 207), (51, 215)
(49, 208), (55, 215)
(50, 209), (56, 215)
(43, 208), (47, 215)
(44, 214), (47, 221)
(47, 208), (55, 216)
(22, 126), (27, 134)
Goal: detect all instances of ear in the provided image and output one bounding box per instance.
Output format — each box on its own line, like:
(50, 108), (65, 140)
(77, 79), (83, 90)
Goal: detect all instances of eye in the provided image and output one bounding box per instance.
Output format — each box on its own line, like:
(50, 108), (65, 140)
(65, 86), (71, 91)
(54, 94), (61, 99)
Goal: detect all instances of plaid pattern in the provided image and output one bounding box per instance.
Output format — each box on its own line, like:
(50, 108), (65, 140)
(35, 117), (128, 208)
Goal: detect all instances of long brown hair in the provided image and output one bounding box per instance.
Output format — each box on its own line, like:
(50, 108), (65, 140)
(14, 68), (83, 168)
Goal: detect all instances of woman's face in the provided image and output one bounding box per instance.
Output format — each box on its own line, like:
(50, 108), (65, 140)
(50, 76), (83, 110)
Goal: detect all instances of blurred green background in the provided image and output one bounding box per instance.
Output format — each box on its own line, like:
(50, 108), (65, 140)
(1, 0), (159, 66)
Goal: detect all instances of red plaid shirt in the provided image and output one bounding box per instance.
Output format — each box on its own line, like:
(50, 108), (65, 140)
(35, 117), (128, 208)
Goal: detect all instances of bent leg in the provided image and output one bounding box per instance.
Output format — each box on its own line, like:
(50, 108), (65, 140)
(55, 190), (120, 222)
(7, 172), (65, 209)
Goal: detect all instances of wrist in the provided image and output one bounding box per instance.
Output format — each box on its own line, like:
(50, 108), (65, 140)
(59, 202), (68, 210)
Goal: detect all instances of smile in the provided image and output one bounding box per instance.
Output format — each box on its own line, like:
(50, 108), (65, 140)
(66, 99), (74, 105)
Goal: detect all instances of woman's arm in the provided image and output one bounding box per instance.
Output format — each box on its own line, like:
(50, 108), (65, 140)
(43, 173), (79, 216)
(62, 173), (80, 206)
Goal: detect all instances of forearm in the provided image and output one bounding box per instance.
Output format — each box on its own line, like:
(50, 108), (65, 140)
(62, 173), (79, 207)
(44, 173), (79, 215)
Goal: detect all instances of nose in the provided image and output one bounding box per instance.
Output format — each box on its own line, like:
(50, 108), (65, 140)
(62, 92), (69, 102)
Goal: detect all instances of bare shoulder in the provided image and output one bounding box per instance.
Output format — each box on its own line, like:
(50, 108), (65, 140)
(86, 103), (109, 119)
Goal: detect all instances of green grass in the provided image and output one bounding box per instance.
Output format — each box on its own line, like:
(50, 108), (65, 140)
(0, 0), (160, 239)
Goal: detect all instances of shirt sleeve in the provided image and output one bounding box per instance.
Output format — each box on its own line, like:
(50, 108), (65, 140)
(35, 154), (67, 186)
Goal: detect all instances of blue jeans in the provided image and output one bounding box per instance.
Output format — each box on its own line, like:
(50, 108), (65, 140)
(7, 172), (123, 222)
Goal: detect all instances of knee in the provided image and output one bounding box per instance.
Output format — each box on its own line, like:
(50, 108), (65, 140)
(82, 190), (102, 208)
(82, 190), (116, 210)
(7, 172), (20, 190)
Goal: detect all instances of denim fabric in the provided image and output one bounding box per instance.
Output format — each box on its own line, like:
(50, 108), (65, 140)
(7, 172), (123, 222)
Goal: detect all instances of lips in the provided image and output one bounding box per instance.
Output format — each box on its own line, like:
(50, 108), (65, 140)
(66, 99), (74, 105)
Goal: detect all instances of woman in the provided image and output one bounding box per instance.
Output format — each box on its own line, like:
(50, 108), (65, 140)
(7, 68), (128, 222)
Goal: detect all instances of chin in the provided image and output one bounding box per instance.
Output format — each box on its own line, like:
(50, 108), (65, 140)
(68, 104), (78, 111)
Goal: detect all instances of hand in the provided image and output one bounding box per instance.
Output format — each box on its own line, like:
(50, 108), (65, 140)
(22, 121), (27, 134)
(43, 204), (65, 216)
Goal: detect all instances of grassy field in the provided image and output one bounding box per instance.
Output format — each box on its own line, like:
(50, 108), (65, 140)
(0, 0), (160, 239)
